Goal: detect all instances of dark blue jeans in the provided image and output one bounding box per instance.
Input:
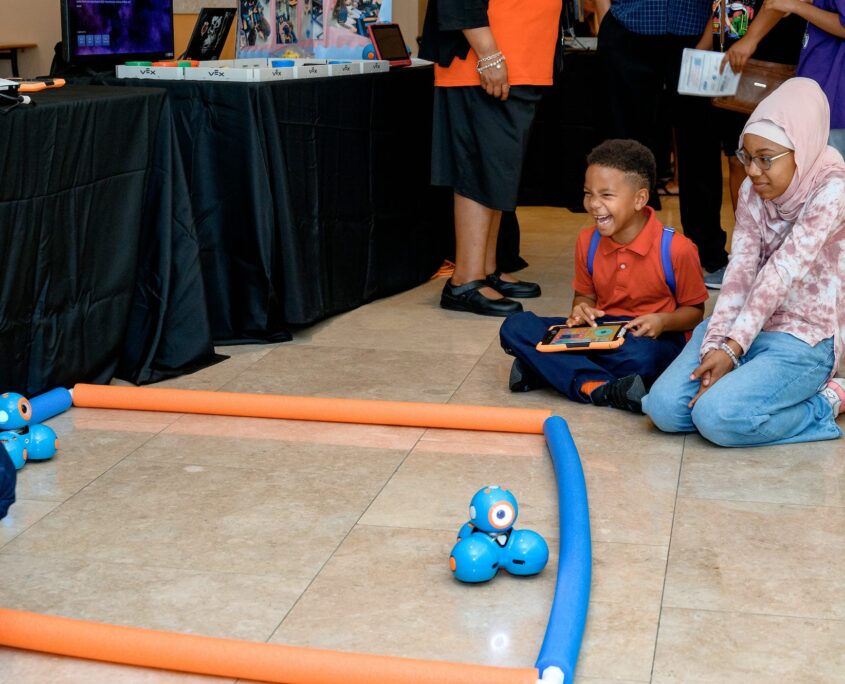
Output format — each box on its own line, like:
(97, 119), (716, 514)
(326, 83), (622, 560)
(499, 312), (687, 403)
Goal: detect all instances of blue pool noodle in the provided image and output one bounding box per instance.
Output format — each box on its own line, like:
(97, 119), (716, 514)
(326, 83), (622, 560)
(536, 416), (592, 683)
(29, 388), (72, 424)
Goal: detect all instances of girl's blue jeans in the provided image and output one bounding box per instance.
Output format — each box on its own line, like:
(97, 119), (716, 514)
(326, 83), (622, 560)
(642, 319), (841, 447)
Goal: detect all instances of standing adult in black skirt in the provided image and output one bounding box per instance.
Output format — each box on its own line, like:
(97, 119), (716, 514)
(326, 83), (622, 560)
(420, 0), (562, 317)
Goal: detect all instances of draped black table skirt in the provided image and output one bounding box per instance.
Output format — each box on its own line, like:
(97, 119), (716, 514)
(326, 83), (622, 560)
(101, 67), (454, 343)
(0, 85), (217, 395)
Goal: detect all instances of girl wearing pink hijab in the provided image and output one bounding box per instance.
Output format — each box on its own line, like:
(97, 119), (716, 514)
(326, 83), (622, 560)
(640, 77), (845, 446)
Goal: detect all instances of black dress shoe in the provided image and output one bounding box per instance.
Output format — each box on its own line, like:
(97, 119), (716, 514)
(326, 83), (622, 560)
(486, 270), (541, 298)
(440, 279), (523, 317)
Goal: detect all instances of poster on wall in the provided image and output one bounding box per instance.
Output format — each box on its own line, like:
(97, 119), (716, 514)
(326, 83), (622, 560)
(237, 0), (392, 60)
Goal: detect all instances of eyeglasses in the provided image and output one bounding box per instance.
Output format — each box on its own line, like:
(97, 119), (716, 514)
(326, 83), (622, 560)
(735, 148), (793, 171)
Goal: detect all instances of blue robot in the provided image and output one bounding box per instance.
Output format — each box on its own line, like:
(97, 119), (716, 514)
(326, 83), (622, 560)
(0, 392), (58, 468)
(21, 424), (58, 461)
(0, 432), (27, 470)
(449, 485), (549, 583)
(0, 392), (32, 430)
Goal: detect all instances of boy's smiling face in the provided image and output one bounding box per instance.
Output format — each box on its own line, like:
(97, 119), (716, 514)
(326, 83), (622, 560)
(583, 164), (650, 244)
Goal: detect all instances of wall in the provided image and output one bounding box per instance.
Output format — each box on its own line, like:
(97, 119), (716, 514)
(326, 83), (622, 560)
(0, 0), (60, 78)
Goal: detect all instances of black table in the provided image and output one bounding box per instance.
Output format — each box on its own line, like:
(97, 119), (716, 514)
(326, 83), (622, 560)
(103, 68), (453, 343)
(0, 85), (217, 395)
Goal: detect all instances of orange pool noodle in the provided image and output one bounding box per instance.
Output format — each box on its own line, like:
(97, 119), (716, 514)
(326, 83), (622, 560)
(0, 608), (539, 684)
(72, 384), (551, 434)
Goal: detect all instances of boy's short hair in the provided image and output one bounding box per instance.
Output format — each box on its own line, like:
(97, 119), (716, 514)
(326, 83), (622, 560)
(586, 139), (656, 192)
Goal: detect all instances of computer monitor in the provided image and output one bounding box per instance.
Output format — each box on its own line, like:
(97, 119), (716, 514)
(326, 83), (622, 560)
(60, 0), (175, 68)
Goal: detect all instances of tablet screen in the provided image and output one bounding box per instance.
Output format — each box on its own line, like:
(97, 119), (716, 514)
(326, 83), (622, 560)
(544, 323), (626, 347)
(370, 24), (408, 63)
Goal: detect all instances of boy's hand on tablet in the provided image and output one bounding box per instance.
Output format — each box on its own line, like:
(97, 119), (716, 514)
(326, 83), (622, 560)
(626, 314), (664, 338)
(567, 303), (605, 327)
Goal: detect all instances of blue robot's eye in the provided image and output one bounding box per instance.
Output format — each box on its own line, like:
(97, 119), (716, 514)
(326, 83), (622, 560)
(488, 502), (515, 529)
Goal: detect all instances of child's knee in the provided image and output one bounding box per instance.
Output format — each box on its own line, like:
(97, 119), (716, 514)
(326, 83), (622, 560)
(499, 312), (540, 348)
(690, 393), (748, 447)
(642, 380), (691, 433)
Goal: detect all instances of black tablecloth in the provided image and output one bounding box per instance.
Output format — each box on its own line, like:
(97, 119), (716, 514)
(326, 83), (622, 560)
(104, 68), (453, 342)
(0, 85), (217, 395)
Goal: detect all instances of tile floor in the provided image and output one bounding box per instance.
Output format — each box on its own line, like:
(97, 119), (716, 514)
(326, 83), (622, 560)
(1, 197), (843, 683)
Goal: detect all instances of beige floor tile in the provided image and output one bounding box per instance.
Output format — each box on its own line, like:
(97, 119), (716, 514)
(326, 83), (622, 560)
(415, 426), (548, 457)
(270, 525), (556, 668)
(0, 648), (231, 684)
(220, 345), (480, 403)
(56, 407), (184, 432)
(164, 414), (424, 451)
(12, 425), (159, 503)
(652, 608), (845, 683)
(360, 437), (558, 536)
(0, 498), (59, 547)
(0, 555), (302, 641)
(577, 602), (661, 682)
(131, 428), (412, 476)
(290, 280), (505, 356)
(3, 442), (405, 578)
(679, 435), (845, 507)
(152, 344), (281, 391)
(576, 542), (667, 681)
(663, 497), (845, 620)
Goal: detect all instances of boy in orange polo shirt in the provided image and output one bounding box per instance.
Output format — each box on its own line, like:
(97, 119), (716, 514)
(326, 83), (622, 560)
(499, 139), (708, 412)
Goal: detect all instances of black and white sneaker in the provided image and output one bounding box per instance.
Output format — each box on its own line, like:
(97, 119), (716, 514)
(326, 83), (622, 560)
(508, 359), (547, 392)
(589, 374), (646, 413)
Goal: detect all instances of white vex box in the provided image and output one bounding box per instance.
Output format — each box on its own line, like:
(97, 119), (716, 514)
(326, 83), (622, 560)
(183, 66), (293, 82)
(116, 65), (184, 80)
(326, 60), (389, 76)
(327, 62), (358, 77)
(360, 60), (390, 74)
(294, 63), (330, 79)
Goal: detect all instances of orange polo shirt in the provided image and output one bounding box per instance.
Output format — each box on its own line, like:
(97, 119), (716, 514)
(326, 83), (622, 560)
(572, 208), (708, 320)
(434, 0), (561, 87)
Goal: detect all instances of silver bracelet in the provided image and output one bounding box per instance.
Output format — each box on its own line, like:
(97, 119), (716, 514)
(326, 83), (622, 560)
(719, 342), (741, 369)
(476, 56), (506, 73)
(476, 50), (503, 65)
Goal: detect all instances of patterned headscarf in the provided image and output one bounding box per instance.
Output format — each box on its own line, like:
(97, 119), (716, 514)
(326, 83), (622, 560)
(740, 77), (845, 222)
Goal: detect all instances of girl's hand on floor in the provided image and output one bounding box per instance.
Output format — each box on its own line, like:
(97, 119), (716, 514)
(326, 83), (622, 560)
(688, 349), (734, 408)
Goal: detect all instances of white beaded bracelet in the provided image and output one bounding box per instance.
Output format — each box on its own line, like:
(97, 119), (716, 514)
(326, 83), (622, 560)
(719, 342), (741, 369)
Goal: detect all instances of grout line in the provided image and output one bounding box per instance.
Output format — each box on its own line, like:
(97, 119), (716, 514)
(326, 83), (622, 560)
(0, 416), (175, 551)
(649, 431), (686, 682)
(654, 603), (845, 624)
(261, 427), (428, 644)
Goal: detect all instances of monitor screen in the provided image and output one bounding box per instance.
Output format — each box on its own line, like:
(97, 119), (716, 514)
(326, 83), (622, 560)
(61, 0), (174, 64)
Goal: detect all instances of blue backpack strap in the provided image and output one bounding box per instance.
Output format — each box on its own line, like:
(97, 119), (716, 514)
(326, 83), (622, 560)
(661, 227), (676, 297)
(586, 228), (601, 276)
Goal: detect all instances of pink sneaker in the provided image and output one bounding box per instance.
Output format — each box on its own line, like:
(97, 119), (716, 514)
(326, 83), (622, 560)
(821, 378), (845, 417)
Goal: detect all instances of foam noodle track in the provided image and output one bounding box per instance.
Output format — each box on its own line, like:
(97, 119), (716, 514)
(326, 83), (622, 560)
(71, 384), (552, 434)
(0, 387), (591, 683)
(536, 417), (592, 684)
(0, 608), (539, 684)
